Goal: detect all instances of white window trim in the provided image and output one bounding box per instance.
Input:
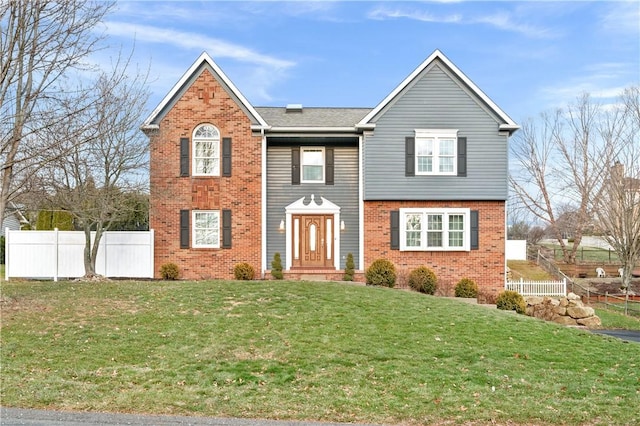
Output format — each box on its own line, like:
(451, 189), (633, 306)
(301, 147), (325, 184)
(192, 124), (220, 177)
(399, 207), (470, 251)
(192, 210), (220, 248)
(415, 129), (458, 176)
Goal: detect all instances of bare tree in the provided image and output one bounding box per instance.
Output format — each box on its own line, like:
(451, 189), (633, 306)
(510, 95), (609, 264)
(592, 87), (640, 300)
(0, 0), (114, 226)
(38, 57), (150, 278)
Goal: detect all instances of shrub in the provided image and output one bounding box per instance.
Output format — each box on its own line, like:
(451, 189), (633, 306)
(496, 290), (526, 314)
(365, 258), (396, 287)
(408, 266), (437, 294)
(343, 253), (355, 281)
(160, 262), (179, 280)
(0, 235), (4, 265)
(455, 278), (478, 298)
(271, 252), (283, 280)
(234, 262), (255, 280)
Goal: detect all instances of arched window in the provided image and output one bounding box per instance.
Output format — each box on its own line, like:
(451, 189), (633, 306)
(193, 124), (220, 176)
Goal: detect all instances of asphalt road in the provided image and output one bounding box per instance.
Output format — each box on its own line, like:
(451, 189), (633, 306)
(590, 329), (640, 343)
(0, 408), (380, 426)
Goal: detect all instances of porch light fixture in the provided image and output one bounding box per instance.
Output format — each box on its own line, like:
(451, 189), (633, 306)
(278, 219), (285, 232)
(340, 220), (345, 232)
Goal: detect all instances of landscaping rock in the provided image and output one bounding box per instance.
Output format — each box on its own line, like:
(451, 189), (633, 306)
(567, 305), (595, 319)
(554, 316), (578, 326)
(524, 294), (600, 328)
(577, 316), (602, 328)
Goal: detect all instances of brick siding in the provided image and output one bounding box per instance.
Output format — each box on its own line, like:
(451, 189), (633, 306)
(363, 200), (505, 301)
(148, 68), (262, 280)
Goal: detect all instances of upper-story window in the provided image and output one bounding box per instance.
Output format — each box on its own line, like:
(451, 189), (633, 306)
(193, 124), (220, 176)
(415, 129), (458, 175)
(301, 147), (324, 183)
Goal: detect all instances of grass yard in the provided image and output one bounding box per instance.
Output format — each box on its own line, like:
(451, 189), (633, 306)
(1, 279), (639, 425)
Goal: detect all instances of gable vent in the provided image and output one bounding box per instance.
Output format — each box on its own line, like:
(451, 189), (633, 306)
(286, 103), (303, 113)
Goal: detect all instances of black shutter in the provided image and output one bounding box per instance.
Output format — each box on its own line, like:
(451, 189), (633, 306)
(291, 147), (300, 185)
(457, 137), (467, 177)
(470, 210), (479, 250)
(390, 210), (400, 250)
(222, 209), (232, 249)
(405, 137), (415, 177)
(325, 147), (334, 185)
(180, 137), (189, 177)
(222, 137), (232, 177)
(180, 209), (190, 248)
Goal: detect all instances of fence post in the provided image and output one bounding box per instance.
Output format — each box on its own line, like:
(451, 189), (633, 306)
(4, 228), (9, 281)
(54, 227), (59, 282)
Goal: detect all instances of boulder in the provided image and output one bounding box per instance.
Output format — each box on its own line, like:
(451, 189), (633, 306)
(577, 316), (602, 328)
(567, 305), (595, 319)
(567, 292), (581, 301)
(525, 296), (544, 306)
(554, 316), (578, 326)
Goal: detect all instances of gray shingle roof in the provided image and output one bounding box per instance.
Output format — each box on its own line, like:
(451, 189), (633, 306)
(255, 107), (371, 128)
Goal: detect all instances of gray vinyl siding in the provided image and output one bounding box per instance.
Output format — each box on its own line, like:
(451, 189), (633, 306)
(364, 63), (509, 200)
(267, 145), (360, 270)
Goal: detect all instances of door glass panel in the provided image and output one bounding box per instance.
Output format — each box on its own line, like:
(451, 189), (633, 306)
(294, 218), (299, 259)
(326, 218), (332, 260)
(309, 224), (316, 251)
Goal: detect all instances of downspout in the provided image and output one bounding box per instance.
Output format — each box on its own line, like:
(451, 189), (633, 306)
(261, 127), (267, 279)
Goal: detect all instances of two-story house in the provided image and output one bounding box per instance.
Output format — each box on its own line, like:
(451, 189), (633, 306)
(142, 49), (519, 299)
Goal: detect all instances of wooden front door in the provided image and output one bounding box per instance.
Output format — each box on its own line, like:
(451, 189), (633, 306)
(291, 214), (334, 268)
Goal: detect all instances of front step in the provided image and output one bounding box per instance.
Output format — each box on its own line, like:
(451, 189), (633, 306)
(267, 269), (365, 283)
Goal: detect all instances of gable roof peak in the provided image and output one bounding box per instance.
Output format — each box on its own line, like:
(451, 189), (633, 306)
(357, 49), (519, 134)
(141, 52), (267, 130)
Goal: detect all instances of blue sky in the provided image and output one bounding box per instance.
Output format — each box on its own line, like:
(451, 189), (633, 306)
(99, 0), (640, 124)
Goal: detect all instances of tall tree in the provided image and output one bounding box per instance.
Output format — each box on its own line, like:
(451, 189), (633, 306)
(39, 56), (150, 277)
(0, 0), (113, 227)
(592, 87), (640, 298)
(509, 93), (621, 264)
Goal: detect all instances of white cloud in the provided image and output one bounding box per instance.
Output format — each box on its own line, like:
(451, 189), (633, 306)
(367, 5), (556, 39)
(368, 6), (461, 24)
(103, 21), (295, 70)
(599, 1), (640, 36)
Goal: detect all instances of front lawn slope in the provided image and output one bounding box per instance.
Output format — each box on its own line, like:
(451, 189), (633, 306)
(1, 280), (638, 425)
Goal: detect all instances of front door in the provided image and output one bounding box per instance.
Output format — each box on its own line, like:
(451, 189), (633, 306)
(291, 214), (334, 268)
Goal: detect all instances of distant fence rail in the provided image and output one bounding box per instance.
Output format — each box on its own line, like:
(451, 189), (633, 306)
(5, 229), (154, 281)
(505, 278), (567, 297)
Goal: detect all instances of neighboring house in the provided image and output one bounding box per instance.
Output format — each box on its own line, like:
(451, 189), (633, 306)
(142, 49), (519, 299)
(2, 203), (28, 236)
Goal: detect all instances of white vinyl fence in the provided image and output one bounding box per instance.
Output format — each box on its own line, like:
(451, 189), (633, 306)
(505, 278), (567, 297)
(506, 240), (527, 260)
(5, 229), (154, 281)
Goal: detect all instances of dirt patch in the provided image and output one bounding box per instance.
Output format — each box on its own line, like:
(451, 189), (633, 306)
(575, 277), (640, 296)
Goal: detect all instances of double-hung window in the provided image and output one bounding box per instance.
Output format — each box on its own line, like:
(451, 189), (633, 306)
(193, 124), (220, 176)
(400, 208), (470, 251)
(192, 211), (220, 248)
(415, 129), (457, 175)
(301, 147), (324, 183)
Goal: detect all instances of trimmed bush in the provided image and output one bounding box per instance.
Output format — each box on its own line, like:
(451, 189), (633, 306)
(271, 252), (283, 280)
(496, 290), (526, 314)
(160, 263), (179, 280)
(408, 266), (437, 294)
(343, 253), (355, 281)
(234, 262), (255, 280)
(455, 278), (478, 298)
(0, 235), (4, 264)
(365, 259), (396, 287)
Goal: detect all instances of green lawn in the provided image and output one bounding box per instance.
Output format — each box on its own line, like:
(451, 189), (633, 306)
(2, 279), (639, 425)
